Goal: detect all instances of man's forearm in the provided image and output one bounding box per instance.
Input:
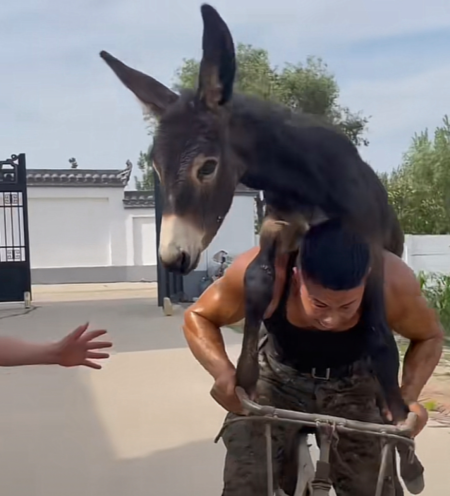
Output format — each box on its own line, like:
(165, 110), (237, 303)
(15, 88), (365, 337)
(0, 337), (58, 367)
(401, 335), (444, 403)
(183, 311), (235, 379)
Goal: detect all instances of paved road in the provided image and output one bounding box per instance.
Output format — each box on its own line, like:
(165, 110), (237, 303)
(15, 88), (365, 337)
(0, 297), (448, 495)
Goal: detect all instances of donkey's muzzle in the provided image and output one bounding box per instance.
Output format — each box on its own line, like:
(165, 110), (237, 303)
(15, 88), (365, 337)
(161, 250), (192, 274)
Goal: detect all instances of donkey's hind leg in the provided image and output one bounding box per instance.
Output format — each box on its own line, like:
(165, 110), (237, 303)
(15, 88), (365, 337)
(235, 238), (277, 396)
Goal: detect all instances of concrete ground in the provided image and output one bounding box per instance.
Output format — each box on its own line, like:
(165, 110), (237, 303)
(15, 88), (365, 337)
(0, 285), (448, 495)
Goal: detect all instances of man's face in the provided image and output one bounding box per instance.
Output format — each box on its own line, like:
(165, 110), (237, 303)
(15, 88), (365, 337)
(296, 269), (366, 330)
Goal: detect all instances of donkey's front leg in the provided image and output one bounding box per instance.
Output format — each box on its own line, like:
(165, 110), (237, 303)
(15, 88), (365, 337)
(365, 250), (409, 423)
(235, 240), (277, 397)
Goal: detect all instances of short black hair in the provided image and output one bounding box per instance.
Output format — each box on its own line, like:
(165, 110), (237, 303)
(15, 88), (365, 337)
(299, 218), (370, 291)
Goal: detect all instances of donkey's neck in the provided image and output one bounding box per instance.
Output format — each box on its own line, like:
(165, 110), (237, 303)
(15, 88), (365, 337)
(228, 93), (357, 214)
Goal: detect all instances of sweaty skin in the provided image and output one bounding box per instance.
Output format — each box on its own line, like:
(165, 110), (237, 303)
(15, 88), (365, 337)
(183, 247), (444, 436)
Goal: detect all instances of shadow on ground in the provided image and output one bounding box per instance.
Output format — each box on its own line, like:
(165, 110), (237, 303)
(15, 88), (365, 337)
(0, 360), (226, 496)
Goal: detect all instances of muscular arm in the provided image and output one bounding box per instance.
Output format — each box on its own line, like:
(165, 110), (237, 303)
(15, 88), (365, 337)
(385, 253), (445, 403)
(183, 247), (289, 380)
(183, 250), (252, 379)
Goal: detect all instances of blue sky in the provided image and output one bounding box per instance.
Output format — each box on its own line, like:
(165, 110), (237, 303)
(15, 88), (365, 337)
(1, 0), (450, 178)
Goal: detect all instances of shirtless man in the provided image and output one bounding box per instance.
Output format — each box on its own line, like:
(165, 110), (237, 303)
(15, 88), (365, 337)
(183, 219), (444, 496)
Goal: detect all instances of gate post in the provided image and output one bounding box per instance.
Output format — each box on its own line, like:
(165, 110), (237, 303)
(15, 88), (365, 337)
(0, 153), (32, 306)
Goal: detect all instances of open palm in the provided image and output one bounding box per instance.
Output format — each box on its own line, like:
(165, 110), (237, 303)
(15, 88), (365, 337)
(55, 323), (112, 369)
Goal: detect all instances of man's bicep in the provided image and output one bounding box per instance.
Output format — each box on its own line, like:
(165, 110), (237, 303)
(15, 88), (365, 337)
(391, 294), (443, 341)
(387, 265), (444, 341)
(188, 266), (246, 328)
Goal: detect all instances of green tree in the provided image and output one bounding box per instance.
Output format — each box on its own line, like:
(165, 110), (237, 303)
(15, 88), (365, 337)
(174, 44), (369, 147)
(134, 150), (154, 191)
(381, 115), (450, 234)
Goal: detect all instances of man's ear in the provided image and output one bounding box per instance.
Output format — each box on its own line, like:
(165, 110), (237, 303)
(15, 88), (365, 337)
(100, 51), (178, 119)
(197, 4), (236, 111)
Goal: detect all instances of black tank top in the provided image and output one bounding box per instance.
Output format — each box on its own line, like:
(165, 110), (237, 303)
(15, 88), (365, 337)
(263, 258), (368, 370)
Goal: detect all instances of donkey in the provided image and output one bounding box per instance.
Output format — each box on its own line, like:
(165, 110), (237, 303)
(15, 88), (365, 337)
(100, 4), (408, 423)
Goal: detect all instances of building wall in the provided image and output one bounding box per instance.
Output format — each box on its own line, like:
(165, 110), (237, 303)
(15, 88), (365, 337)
(403, 234), (450, 274)
(27, 186), (256, 287)
(28, 186), (134, 284)
(25, 185), (450, 295)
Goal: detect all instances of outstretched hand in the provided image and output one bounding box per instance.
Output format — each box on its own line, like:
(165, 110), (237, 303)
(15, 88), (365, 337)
(54, 323), (112, 369)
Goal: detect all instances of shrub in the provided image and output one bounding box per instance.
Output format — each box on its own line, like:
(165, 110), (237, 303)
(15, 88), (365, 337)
(418, 271), (450, 337)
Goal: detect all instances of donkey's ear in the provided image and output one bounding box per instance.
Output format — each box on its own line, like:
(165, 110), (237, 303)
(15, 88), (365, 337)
(197, 4), (236, 110)
(100, 51), (178, 118)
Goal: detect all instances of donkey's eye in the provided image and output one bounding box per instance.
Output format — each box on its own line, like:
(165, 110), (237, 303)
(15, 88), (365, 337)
(197, 159), (218, 179)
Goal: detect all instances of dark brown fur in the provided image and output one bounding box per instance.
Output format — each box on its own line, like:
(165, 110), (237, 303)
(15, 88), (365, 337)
(100, 4), (408, 422)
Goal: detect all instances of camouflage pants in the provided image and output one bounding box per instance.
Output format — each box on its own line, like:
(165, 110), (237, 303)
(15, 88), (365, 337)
(220, 348), (403, 496)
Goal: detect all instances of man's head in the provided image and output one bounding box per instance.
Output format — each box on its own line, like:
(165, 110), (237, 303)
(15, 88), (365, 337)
(296, 219), (371, 330)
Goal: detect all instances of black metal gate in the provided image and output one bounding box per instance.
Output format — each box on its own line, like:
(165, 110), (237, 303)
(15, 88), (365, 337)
(0, 154), (31, 304)
(153, 170), (185, 307)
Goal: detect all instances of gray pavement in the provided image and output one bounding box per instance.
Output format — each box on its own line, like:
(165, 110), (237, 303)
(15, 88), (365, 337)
(0, 295), (448, 495)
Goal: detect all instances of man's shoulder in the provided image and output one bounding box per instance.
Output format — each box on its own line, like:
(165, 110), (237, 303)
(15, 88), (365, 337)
(382, 250), (423, 322)
(228, 247), (260, 274)
(383, 250), (417, 292)
(382, 251), (443, 340)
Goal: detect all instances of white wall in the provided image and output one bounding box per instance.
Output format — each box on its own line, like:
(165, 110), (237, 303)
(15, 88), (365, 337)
(27, 187), (125, 269)
(403, 234), (450, 274)
(26, 186), (256, 279)
(125, 210), (157, 267)
(26, 186), (450, 282)
(197, 196), (256, 274)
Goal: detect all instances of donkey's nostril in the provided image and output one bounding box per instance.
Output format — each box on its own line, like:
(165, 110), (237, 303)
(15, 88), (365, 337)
(178, 251), (191, 274)
(161, 250), (193, 274)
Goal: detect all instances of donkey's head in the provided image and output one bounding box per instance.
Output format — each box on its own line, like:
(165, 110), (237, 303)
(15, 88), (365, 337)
(100, 4), (239, 274)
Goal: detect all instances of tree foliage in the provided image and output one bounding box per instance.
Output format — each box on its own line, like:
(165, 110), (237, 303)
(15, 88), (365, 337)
(174, 43), (369, 147)
(381, 116), (450, 234)
(134, 150), (154, 191)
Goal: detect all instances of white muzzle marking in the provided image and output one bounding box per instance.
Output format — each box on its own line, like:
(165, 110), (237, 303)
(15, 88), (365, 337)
(159, 215), (204, 265)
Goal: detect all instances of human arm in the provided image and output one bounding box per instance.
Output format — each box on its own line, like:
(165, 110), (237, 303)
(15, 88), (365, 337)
(385, 254), (444, 433)
(183, 250), (255, 413)
(0, 323), (112, 368)
(183, 250), (252, 380)
(183, 247), (290, 413)
(182, 246), (289, 377)
(0, 338), (59, 366)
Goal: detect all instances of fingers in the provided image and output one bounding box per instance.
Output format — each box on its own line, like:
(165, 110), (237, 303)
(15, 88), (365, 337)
(86, 340), (112, 350)
(210, 389), (244, 415)
(81, 329), (108, 342)
(81, 329), (109, 346)
(68, 322), (89, 340)
(82, 359), (102, 370)
(86, 351), (110, 360)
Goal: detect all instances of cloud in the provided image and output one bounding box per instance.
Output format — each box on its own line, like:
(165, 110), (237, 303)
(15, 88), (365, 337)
(1, 0), (449, 175)
(340, 63), (450, 171)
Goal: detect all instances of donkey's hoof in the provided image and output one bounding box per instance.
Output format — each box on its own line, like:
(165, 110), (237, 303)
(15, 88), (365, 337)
(387, 398), (409, 425)
(400, 452), (425, 494)
(403, 474), (425, 495)
(235, 377), (258, 399)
